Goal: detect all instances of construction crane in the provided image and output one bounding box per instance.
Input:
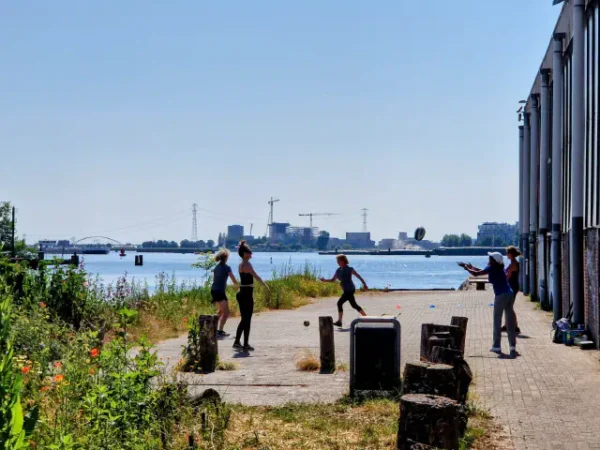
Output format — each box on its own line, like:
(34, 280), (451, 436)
(298, 212), (339, 228)
(266, 197), (280, 237)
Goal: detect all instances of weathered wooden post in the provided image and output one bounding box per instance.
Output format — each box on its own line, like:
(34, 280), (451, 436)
(397, 394), (466, 450)
(319, 316), (335, 373)
(427, 336), (451, 359)
(430, 346), (473, 405)
(420, 324), (464, 361)
(403, 362), (458, 400)
(198, 315), (219, 373)
(450, 317), (468, 353)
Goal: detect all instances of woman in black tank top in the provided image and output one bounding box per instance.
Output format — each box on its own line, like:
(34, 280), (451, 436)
(503, 246), (521, 334)
(233, 241), (269, 351)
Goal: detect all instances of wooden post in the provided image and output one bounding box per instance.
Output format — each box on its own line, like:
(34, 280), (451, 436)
(420, 324), (435, 361)
(397, 394), (466, 450)
(430, 346), (473, 405)
(70, 254), (80, 266)
(135, 255), (144, 266)
(198, 315), (219, 373)
(427, 336), (451, 359)
(421, 324), (464, 361)
(403, 362), (458, 400)
(450, 317), (468, 354)
(319, 316), (335, 373)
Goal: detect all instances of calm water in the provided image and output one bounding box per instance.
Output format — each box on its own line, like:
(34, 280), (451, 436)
(78, 252), (489, 291)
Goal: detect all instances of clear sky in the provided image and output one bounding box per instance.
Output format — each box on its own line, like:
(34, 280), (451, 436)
(1, 1), (560, 244)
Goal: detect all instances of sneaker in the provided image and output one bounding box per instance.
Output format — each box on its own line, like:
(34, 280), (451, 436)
(501, 325), (507, 332)
(243, 344), (255, 351)
(232, 342), (243, 350)
(509, 347), (518, 359)
(489, 347), (502, 354)
(516, 327), (521, 334)
(333, 321), (343, 327)
(217, 330), (230, 337)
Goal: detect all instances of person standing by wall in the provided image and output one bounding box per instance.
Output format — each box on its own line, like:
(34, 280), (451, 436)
(502, 246), (521, 334)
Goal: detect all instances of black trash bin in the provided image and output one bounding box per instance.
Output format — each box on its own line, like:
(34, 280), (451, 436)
(349, 317), (401, 396)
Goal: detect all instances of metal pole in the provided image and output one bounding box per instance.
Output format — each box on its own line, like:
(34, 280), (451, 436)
(523, 112), (531, 295)
(529, 94), (540, 301)
(551, 33), (565, 323)
(519, 125), (525, 290)
(11, 206), (15, 258)
(571, 0), (585, 326)
(539, 69), (551, 309)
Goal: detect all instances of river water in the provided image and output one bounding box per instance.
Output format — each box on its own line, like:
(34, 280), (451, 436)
(78, 252), (489, 291)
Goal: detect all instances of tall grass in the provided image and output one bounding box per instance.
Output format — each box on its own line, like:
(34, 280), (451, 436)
(82, 261), (340, 342)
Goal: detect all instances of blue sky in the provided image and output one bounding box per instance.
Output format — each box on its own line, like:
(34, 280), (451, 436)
(1, 1), (559, 244)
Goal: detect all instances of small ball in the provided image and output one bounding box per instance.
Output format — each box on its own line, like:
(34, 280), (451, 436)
(303, 321), (310, 327)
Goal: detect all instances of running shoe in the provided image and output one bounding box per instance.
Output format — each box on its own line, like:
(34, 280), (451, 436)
(232, 342), (243, 350)
(489, 347), (502, 354)
(333, 321), (343, 327)
(243, 344), (255, 351)
(217, 330), (230, 337)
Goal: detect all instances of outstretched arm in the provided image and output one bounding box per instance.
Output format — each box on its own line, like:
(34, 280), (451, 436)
(246, 263), (269, 289)
(458, 262), (486, 277)
(228, 272), (239, 289)
(352, 269), (368, 290)
(320, 272), (338, 283)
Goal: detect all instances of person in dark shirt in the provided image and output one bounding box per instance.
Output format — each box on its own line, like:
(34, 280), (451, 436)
(459, 252), (517, 358)
(211, 249), (239, 337)
(502, 246), (521, 334)
(321, 254), (368, 327)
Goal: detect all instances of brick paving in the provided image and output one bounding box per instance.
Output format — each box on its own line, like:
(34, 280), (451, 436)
(155, 288), (600, 450)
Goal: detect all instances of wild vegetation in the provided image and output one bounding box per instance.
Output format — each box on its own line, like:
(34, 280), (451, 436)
(0, 202), (498, 449)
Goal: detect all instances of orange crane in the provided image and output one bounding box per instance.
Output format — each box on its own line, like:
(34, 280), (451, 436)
(298, 212), (339, 228)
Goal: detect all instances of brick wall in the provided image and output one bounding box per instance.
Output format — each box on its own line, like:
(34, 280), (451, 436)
(585, 229), (600, 346)
(562, 233), (570, 317)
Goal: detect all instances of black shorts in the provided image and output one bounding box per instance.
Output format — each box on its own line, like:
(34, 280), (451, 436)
(211, 290), (227, 303)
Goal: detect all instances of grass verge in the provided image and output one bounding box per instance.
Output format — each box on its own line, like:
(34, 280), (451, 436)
(179, 397), (508, 450)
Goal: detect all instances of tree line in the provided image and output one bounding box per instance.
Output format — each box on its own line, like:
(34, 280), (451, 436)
(440, 233), (517, 247)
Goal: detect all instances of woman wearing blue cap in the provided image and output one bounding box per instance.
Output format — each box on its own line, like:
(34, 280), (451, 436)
(459, 252), (517, 358)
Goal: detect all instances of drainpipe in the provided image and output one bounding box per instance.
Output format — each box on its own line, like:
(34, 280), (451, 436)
(551, 33), (565, 323)
(529, 94), (540, 302)
(523, 112), (531, 296)
(539, 69), (551, 309)
(519, 125), (525, 290)
(571, 0), (585, 326)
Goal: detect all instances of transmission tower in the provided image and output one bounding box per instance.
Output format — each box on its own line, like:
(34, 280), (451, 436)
(361, 208), (368, 232)
(191, 203), (198, 241)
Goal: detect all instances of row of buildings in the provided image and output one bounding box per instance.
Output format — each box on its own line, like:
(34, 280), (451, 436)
(518, 0), (600, 347)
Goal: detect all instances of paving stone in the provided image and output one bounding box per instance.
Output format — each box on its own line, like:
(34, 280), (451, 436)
(155, 288), (600, 448)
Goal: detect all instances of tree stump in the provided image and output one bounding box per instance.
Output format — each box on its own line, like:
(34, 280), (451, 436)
(420, 324), (464, 361)
(198, 315), (219, 373)
(430, 346), (473, 405)
(319, 316), (335, 373)
(397, 394), (466, 450)
(403, 362), (458, 400)
(450, 317), (468, 353)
